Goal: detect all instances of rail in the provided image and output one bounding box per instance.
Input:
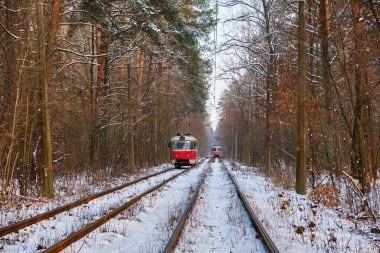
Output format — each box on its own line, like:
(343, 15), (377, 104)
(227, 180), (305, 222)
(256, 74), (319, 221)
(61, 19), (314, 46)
(43, 168), (190, 253)
(0, 167), (175, 237)
(222, 161), (280, 253)
(162, 158), (212, 253)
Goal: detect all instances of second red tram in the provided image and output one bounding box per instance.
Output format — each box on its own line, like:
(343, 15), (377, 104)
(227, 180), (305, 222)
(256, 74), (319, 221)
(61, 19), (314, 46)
(212, 145), (222, 157)
(169, 134), (198, 168)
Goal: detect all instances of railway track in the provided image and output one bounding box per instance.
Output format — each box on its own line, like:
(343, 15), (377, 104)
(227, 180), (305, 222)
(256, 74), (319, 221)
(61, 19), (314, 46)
(162, 158), (280, 253)
(2, 158), (278, 253)
(0, 167), (178, 237)
(222, 161), (280, 253)
(163, 158), (213, 253)
(42, 167), (192, 253)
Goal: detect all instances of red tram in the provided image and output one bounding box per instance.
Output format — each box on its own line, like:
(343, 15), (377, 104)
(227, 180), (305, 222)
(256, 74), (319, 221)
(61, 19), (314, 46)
(212, 145), (222, 157)
(169, 134), (198, 168)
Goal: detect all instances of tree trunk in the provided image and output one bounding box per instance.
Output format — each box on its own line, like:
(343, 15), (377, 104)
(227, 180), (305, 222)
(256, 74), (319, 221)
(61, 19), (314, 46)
(296, 0), (307, 195)
(320, 0), (336, 180)
(1, 0), (17, 201)
(127, 64), (135, 171)
(92, 25), (108, 170)
(262, 0), (274, 177)
(376, 128), (380, 180)
(154, 81), (158, 166)
(136, 45), (144, 106)
(248, 76), (254, 166)
(89, 26), (96, 173)
(37, 4), (54, 198)
(46, 0), (62, 78)
(350, 0), (370, 192)
(234, 130), (238, 161)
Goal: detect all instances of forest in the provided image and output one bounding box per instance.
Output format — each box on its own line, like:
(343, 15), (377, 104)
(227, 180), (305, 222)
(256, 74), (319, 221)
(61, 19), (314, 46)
(0, 0), (380, 252)
(217, 0), (379, 198)
(0, 0), (213, 200)
(0, 0), (379, 208)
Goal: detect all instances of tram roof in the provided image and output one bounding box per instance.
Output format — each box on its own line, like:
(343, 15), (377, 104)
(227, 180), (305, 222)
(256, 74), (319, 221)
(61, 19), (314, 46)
(170, 134), (197, 142)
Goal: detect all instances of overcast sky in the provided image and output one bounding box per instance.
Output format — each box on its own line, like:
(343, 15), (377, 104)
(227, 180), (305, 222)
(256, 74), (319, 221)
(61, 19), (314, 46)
(207, 1), (238, 130)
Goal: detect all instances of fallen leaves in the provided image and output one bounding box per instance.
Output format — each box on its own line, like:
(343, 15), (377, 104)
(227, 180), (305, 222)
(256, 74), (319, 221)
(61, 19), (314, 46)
(295, 226), (305, 235)
(328, 234), (337, 244)
(36, 243), (46, 250)
(308, 221), (316, 228)
(307, 183), (340, 207)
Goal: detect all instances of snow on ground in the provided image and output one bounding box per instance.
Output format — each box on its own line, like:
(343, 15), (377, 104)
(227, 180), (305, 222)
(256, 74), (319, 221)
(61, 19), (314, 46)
(1, 158), (379, 253)
(225, 161), (380, 253)
(0, 165), (181, 253)
(64, 161), (208, 253)
(0, 164), (173, 228)
(174, 158), (267, 253)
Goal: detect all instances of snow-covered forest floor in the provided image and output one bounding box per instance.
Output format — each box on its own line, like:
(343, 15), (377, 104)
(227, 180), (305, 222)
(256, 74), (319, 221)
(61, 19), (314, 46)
(0, 158), (379, 252)
(227, 163), (380, 253)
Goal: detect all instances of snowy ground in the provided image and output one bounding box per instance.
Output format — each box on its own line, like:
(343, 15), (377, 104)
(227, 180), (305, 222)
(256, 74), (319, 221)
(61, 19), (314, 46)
(65, 161), (207, 253)
(225, 162), (380, 253)
(1, 158), (379, 253)
(174, 159), (267, 253)
(0, 164), (173, 228)
(0, 164), (185, 253)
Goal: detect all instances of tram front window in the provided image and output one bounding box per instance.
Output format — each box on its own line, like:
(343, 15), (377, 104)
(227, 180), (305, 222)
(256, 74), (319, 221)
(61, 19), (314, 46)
(174, 141), (190, 150)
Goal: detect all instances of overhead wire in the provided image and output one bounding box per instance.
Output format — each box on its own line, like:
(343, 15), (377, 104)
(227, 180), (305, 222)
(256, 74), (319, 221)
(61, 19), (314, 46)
(213, 0), (219, 145)
(213, 0), (218, 108)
